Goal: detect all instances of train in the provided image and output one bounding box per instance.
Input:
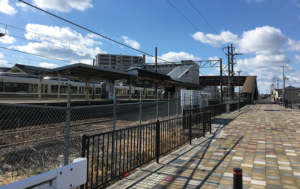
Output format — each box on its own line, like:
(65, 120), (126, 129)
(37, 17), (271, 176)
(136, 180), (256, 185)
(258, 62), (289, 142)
(0, 72), (163, 100)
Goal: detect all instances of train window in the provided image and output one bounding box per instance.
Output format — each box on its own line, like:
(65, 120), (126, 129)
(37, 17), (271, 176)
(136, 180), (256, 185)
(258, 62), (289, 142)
(45, 84), (48, 93)
(41, 84), (44, 93)
(4, 82), (33, 93)
(51, 85), (58, 93)
(71, 86), (77, 94)
(96, 88), (101, 94)
(0, 82), (3, 92)
(79, 87), (82, 94)
(60, 86), (68, 93)
(33, 84), (38, 93)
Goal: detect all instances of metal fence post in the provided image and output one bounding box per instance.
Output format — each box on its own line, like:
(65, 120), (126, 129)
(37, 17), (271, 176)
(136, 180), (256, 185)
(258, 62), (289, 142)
(209, 111), (212, 134)
(203, 112), (206, 138)
(81, 134), (87, 189)
(140, 89), (142, 126)
(176, 92), (179, 118)
(189, 92), (192, 145)
(156, 91), (158, 120)
(112, 82), (117, 178)
(64, 84), (71, 165)
(139, 90), (143, 164)
(156, 120), (160, 163)
(168, 92), (170, 120)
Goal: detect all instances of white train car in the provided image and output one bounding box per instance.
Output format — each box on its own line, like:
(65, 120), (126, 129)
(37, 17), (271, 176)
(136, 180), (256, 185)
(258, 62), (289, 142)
(0, 72), (102, 100)
(115, 85), (163, 99)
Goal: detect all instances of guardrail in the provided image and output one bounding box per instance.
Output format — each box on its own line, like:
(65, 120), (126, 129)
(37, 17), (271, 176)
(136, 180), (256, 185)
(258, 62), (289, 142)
(0, 158), (87, 189)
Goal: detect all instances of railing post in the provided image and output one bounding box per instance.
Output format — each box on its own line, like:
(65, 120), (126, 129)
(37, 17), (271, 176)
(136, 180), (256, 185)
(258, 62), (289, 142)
(190, 93), (192, 145)
(81, 134), (87, 157)
(81, 134), (87, 189)
(209, 111), (212, 134)
(156, 91), (158, 120)
(203, 112), (206, 138)
(139, 90), (142, 126)
(139, 90), (142, 166)
(176, 92), (179, 118)
(168, 91), (170, 120)
(64, 84), (71, 165)
(156, 120), (160, 163)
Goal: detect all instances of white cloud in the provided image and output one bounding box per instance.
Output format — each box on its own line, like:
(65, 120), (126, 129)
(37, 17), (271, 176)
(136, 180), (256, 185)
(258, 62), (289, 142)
(25, 24), (101, 47)
(15, 2), (27, 10)
(192, 26), (288, 54)
(31, 0), (93, 12)
(12, 24), (106, 65)
(208, 56), (219, 60)
(0, 27), (16, 44)
(0, 53), (7, 65)
(0, 0), (17, 15)
(288, 39), (300, 51)
(295, 55), (300, 63)
(146, 52), (200, 63)
(122, 36), (141, 49)
(237, 26), (288, 54)
(192, 31), (238, 47)
(39, 62), (59, 68)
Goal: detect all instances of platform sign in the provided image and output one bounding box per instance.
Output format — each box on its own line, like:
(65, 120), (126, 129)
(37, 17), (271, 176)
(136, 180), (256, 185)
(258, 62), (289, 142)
(108, 84), (114, 99)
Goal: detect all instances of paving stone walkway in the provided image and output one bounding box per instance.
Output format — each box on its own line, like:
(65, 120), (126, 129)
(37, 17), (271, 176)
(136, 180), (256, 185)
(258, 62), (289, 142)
(109, 104), (300, 189)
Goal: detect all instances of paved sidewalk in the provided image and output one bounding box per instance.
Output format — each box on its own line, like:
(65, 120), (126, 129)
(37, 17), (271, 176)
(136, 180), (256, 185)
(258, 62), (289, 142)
(109, 104), (300, 189)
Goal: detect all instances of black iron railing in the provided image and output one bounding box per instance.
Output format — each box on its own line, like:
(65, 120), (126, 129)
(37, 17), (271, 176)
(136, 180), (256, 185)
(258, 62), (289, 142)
(81, 111), (211, 189)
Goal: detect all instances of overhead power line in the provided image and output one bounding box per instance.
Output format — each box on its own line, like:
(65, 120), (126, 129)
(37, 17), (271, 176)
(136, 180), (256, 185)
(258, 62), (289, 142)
(166, 0), (219, 47)
(0, 22), (103, 55)
(4, 33), (102, 57)
(0, 46), (78, 64)
(17, 0), (172, 63)
(187, 0), (227, 44)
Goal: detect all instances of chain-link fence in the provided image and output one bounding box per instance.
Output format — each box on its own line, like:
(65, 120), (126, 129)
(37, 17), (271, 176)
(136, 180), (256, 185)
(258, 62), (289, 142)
(0, 98), (182, 186)
(0, 94), (238, 186)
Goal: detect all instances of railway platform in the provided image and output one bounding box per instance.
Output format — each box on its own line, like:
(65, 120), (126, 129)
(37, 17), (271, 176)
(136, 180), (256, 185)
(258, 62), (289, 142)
(109, 104), (300, 189)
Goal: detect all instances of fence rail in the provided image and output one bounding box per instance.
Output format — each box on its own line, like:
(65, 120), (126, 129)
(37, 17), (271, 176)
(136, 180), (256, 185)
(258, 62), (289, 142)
(81, 110), (212, 189)
(0, 99), (249, 187)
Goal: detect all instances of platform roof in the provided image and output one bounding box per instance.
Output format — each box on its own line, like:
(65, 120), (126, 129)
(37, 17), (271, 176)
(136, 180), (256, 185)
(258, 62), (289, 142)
(9, 64), (53, 75)
(7, 63), (202, 89)
(53, 63), (137, 80)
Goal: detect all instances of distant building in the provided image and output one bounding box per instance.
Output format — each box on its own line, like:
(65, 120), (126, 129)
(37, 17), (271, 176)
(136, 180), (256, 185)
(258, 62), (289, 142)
(0, 67), (10, 72)
(272, 86), (300, 102)
(95, 54), (145, 70)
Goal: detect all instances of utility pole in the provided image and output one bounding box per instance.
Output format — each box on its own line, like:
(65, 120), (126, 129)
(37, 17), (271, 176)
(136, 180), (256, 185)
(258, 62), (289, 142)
(220, 58), (223, 104)
(230, 44), (242, 102)
(282, 66), (286, 103)
(237, 71), (242, 111)
(155, 47), (158, 98)
(227, 46), (230, 104)
(231, 44), (234, 101)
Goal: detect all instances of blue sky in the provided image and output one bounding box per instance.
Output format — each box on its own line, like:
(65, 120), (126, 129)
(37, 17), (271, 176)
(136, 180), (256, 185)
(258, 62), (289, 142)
(0, 0), (300, 94)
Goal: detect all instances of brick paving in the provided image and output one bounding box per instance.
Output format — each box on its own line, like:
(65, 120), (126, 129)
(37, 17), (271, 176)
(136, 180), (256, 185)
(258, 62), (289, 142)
(109, 104), (300, 189)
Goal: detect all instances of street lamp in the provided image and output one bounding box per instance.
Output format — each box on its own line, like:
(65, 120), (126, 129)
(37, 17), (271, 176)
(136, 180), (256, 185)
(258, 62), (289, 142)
(237, 71), (242, 111)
